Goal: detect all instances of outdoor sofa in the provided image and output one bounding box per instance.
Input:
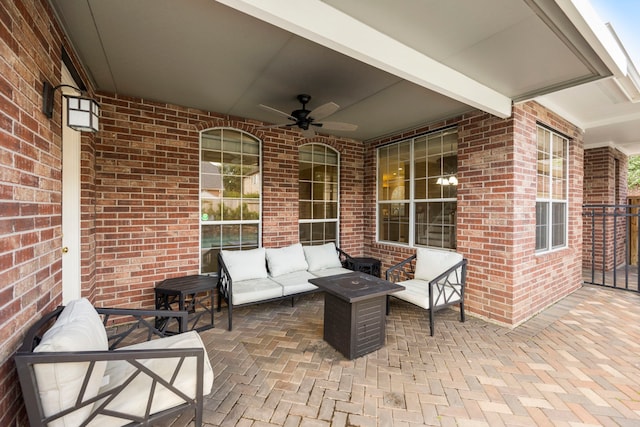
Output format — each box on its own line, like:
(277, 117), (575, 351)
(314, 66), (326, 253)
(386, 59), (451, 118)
(386, 248), (468, 336)
(217, 242), (353, 330)
(15, 298), (214, 427)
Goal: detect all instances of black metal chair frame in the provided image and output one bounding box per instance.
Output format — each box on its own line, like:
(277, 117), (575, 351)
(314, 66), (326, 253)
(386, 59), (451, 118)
(15, 306), (206, 427)
(386, 254), (468, 336)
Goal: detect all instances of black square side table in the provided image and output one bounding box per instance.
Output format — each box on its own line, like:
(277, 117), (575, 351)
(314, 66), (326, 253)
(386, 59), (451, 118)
(154, 274), (216, 333)
(345, 257), (381, 277)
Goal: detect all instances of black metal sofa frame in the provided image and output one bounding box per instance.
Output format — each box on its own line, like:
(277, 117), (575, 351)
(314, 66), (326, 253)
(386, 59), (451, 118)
(217, 247), (353, 330)
(15, 306), (206, 427)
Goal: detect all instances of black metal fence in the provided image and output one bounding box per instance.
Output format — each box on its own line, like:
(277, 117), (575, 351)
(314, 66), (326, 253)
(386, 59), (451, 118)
(583, 204), (640, 291)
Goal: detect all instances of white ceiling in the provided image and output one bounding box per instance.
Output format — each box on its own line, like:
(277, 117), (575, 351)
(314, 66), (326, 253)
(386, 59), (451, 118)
(50, 0), (639, 149)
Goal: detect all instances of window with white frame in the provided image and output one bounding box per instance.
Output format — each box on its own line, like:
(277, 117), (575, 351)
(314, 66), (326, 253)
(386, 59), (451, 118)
(200, 128), (261, 273)
(377, 128), (457, 249)
(536, 125), (568, 252)
(299, 144), (339, 245)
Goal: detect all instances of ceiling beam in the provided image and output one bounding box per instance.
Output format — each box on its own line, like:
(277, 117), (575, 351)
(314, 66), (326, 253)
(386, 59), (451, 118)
(216, 0), (512, 118)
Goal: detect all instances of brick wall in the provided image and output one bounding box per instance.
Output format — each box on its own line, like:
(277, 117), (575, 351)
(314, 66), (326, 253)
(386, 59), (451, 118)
(0, 0), (95, 424)
(94, 94), (365, 309)
(583, 147), (629, 271)
(364, 101), (583, 326)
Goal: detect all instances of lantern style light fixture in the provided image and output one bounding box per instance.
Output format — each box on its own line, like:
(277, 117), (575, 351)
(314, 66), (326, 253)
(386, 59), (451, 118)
(42, 81), (100, 132)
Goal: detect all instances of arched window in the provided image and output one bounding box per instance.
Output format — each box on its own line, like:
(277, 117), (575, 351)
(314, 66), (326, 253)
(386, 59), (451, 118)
(200, 128), (261, 273)
(299, 144), (339, 245)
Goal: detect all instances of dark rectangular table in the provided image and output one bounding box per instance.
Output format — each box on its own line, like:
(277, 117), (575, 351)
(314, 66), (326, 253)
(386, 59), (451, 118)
(154, 274), (216, 333)
(309, 272), (404, 359)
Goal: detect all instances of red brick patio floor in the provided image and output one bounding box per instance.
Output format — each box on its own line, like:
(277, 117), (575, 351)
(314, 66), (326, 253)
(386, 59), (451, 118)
(195, 285), (640, 426)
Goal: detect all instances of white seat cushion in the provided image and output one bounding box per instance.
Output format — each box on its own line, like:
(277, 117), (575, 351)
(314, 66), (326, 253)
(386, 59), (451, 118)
(303, 243), (342, 272)
(269, 270), (318, 295)
(393, 279), (462, 309)
(309, 266), (353, 277)
(266, 243), (309, 277)
(414, 248), (463, 282)
(221, 248), (268, 282)
(93, 331), (214, 426)
(33, 298), (108, 427)
(232, 277), (283, 305)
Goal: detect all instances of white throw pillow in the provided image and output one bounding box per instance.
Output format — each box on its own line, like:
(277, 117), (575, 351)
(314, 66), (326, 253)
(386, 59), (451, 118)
(414, 248), (463, 282)
(303, 242), (342, 271)
(266, 243), (309, 277)
(33, 298), (108, 427)
(221, 248), (268, 282)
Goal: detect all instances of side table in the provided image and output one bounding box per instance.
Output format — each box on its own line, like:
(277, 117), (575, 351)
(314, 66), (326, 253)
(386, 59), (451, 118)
(309, 272), (404, 359)
(155, 274), (216, 333)
(345, 257), (381, 277)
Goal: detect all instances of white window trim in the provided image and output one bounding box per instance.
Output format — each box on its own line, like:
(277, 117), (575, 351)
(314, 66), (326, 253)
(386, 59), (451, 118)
(376, 128), (457, 249)
(535, 125), (569, 254)
(199, 127), (263, 273)
(298, 143), (340, 246)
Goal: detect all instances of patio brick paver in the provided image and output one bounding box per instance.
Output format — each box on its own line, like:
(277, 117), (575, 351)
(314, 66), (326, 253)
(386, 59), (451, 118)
(190, 285), (640, 426)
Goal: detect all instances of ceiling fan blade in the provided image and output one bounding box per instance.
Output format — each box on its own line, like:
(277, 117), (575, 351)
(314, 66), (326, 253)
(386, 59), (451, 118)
(259, 104), (296, 121)
(309, 102), (339, 120)
(318, 121), (358, 131)
(256, 122), (290, 130)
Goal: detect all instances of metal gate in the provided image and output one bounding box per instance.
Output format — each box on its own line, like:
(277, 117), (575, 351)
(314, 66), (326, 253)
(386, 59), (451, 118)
(583, 204), (640, 292)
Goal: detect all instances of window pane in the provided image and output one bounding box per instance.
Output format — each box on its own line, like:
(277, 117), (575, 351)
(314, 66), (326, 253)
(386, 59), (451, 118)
(242, 200), (260, 220)
(379, 203), (409, 243)
(415, 202), (456, 249)
(552, 202), (566, 248)
(536, 202), (548, 251)
(241, 224), (259, 247)
(300, 201), (312, 219)
(299, 182), (311, 200)
(325, 222), (337, 241)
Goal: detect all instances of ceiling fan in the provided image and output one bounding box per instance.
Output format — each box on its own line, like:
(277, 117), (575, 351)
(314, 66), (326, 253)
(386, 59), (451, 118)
(259, 94), (358, 138)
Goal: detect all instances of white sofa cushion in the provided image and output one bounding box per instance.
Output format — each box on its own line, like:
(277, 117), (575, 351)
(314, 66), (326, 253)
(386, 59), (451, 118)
(33, 298), (108, 427)
(232, 277), (283, 305)
(309, 266), (353, 277)
(93, 331), (214, 426)
(414, 248), (463, 282)
(266, 243), (309, 277)
(221, 248), (268, 282)
(303, 243), (342, 272)
(393, 279), (462, 309)
(270, 270), (318, 295)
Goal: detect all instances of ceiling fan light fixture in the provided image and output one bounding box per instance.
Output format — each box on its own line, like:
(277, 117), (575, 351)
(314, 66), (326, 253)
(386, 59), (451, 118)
(259, 94), (357, 136)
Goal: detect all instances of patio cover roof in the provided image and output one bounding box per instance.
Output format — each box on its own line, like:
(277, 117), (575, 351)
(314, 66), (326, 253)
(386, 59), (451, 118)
(50, 0), (640, 151)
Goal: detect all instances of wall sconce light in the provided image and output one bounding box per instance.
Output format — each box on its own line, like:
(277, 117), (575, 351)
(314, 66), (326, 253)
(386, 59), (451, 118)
(42, 81), (100, 132)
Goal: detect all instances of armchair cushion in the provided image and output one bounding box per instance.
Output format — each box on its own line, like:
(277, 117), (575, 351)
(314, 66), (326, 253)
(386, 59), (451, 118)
(393, 279), (463, 309)
(221, 247), (268, 282)
(303, 243), (342, 272)
(266, 243), (309, 277)
(94, 331), (214, 424)
(33, 298), (108, 427)
(414, 248), (463, 282)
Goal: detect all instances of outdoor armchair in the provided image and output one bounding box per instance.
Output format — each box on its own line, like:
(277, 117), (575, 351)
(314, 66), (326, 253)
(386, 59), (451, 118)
(386, 248), (468, 336)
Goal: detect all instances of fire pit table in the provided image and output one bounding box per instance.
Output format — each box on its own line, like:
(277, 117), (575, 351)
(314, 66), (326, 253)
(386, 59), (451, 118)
(309, 272), (404, 359)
